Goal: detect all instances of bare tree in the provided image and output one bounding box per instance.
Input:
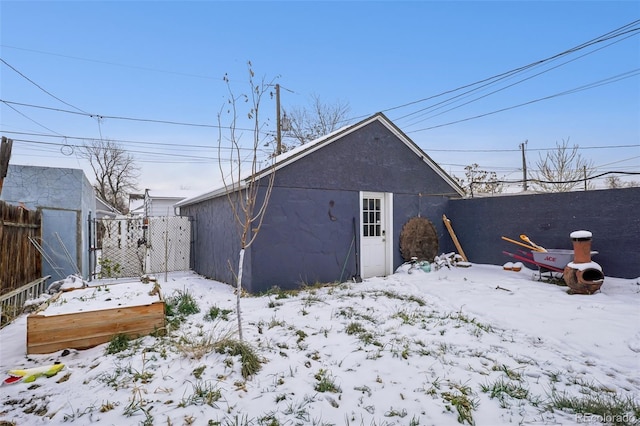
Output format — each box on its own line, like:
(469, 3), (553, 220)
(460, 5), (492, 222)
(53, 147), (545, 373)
(606, 175), (640, 188)
(80, 139), (139, 212)
(605, 175), (623, 189)
(281, 94), (350, 150)
(218, 62), (276, 341)
(454, 163), (503, 197)
(532, 138), (595, 192)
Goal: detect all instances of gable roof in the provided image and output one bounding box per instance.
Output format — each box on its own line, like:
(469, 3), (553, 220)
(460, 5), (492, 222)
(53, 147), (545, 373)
(177, 112), (464, 207)
(95, 194), (121, 216)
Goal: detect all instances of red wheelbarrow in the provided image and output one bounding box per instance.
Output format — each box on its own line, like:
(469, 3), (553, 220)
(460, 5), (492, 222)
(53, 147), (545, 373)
(502, 235), (598, 278)
(503, 249), (571, 273)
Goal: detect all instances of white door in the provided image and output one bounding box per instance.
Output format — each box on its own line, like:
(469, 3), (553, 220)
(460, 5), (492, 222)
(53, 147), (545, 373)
(360, 192), (392, 278)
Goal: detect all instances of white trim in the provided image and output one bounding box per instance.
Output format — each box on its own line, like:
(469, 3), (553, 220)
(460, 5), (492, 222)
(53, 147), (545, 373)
(385, 192), (394, 276)
(359, 191), (393, 278)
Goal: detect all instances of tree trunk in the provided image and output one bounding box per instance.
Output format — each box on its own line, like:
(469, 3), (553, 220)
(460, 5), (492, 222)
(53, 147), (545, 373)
(236, 248), (245, 341)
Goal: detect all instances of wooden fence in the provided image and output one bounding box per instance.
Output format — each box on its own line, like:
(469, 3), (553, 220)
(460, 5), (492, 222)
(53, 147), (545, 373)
(0, 200), (42, 296)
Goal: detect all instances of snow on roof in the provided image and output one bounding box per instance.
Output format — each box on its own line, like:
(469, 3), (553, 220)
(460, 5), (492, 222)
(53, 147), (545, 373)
(145, 189), (202, 200)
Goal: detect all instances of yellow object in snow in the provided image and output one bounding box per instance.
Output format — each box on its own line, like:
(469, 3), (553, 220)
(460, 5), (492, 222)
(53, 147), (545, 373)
(6, 363), (65, 383)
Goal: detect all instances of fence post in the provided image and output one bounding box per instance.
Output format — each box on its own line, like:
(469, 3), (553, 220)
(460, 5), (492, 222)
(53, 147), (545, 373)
(88, 211), (93, 282)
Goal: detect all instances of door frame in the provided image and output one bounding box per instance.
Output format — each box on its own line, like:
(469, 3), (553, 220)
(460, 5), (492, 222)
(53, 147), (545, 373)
(359, 191), (393, 278)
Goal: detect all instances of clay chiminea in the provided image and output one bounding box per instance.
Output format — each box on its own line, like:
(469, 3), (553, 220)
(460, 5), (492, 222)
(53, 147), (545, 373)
(562, 230), (604, 295)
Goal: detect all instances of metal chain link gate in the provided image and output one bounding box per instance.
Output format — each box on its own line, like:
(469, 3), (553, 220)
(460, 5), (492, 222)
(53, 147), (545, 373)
(93, 216), (190, 279)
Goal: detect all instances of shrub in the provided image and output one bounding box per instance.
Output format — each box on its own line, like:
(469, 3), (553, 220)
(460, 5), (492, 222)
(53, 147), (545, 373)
(204, 305), (232, 321)
(105, 333), (130, 355)
(214, 338), (263, 379)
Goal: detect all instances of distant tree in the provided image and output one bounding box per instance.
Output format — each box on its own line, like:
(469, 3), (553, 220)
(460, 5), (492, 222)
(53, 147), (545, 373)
(605, 175), (623, 189)
(605, 175), (640, 189)
(281, 94), (350, 150)
(218, 62), (276, 342)
(80, 139), (139, 212)
(454, 163), (503, 196)
(532, 138), (595, 192)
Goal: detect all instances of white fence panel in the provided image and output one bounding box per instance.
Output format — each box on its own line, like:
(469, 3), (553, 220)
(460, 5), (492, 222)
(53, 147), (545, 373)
(145, 216), (191, 274)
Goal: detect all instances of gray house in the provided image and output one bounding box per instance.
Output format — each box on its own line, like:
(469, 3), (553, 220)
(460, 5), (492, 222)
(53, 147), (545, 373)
(177, 113), (464, 293)
(1, 164), (96, 282)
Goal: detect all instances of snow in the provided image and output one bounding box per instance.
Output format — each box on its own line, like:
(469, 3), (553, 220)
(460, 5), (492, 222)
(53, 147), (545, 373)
(37, 282), (161, 316)
(46, 275), (89, 294)
(567, 261), (603, 272)
(570, 230), (593, 239)
(1, 266), (639, 425)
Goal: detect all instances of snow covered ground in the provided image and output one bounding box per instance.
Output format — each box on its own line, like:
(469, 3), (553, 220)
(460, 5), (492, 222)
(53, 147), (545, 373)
(1, 264), (638, 426)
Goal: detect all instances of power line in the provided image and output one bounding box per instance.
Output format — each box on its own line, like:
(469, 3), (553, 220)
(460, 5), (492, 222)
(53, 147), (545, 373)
(5, 63), (634, 140)
(3, 64), (637, 139)
(398, 20), (640, 120)
(1, 21), (637, 152)
(407, 69), (640, 133)
(343, 19), (640, 125)
(0, 99), (250, 130)
(1, 58), (89, 114)
(9, 137), (270, 163)
(0, 44), (220, 81)
(422, 143), (640, 153)
(0, 130), (260, 152)
(2, 101), (61, 135)
(400, 33), (637, 127)
(4, 130), (637, 155)
(595, 155), (640, 168)
(491, 171), (640, 185)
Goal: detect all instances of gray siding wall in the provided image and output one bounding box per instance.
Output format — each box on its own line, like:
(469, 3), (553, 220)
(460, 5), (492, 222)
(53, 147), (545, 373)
(250, 187), (359, 291)
(251, 190), (453, 292)
(183, 138), (638, 288)
(1, 165), (96, 281)
(182, 119), (462, 292)
(447, 187), (640, 278)
(248, 120), (462, 291)
(271, 120), (459, 197)
(180, 193), (252, 288)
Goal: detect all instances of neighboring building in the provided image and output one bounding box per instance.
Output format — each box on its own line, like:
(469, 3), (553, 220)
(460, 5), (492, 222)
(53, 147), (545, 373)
(177, 113), (465, 293)
(129, 189), (196, 217)
(0, 164), (96, 282)
(95, 195), (121, 219)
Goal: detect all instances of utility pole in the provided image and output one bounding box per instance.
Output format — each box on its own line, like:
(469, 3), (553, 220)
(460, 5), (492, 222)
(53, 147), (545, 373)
(583, 166), (587, 191)
(520, 140), (528, 191)
(276, 84), (282, 156)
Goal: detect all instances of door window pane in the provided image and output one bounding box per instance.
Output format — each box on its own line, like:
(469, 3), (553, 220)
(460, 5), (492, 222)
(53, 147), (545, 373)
(362, 197), (382, 237)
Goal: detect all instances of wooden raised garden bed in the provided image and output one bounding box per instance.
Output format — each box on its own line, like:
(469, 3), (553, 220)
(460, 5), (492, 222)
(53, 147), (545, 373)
(27, 281), (164, 354)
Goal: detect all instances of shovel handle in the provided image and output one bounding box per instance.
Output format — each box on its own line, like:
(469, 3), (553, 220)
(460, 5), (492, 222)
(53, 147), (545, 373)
(501, 236), (545, 252)
(519, 234), (547, 252)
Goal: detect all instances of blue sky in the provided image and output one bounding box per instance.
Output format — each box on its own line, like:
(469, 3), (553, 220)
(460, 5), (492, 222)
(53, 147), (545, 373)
(1, 1), (638, 193)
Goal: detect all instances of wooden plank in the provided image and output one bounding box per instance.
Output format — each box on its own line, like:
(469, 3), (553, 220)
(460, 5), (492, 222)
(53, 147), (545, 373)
(442, 214), (469, 262)
(27, 301), (165, 354)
